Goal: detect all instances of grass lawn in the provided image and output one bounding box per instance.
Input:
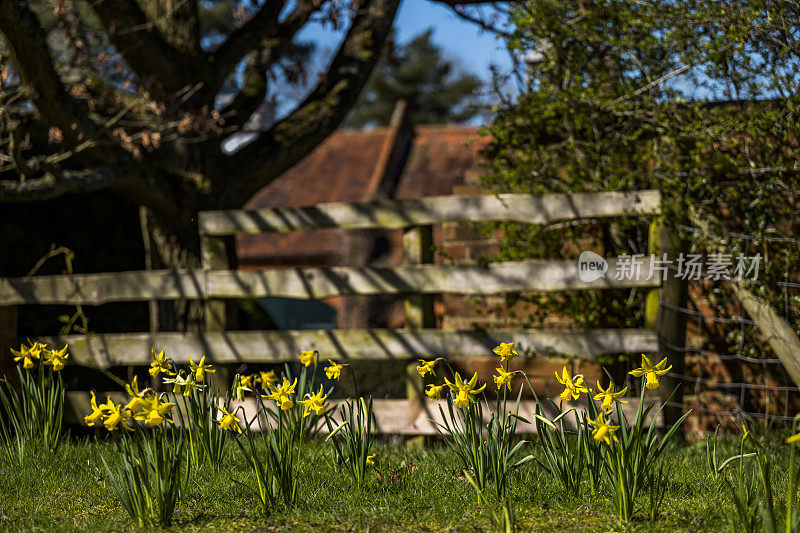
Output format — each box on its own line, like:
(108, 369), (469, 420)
(0, 433), (787, 532)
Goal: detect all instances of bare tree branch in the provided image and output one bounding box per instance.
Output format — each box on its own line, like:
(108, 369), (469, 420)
(87, 0), (200, 99)
(208, 0), (320, 98)
(220, 0), (401, 206)
(0, 0), (104, 163)
(0, 168), (125, 200)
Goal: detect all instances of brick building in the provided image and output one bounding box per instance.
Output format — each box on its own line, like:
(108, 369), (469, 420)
(236, 102), (490, 331)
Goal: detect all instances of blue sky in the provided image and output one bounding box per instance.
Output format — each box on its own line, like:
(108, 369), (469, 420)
(298, 0), (513, 83)
(393, 0), (512, 80)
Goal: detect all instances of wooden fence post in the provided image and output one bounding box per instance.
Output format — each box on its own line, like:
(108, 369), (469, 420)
(403, 225), (435, 401)
(648, 218), (689, 429)
(201, 234), (232, 388)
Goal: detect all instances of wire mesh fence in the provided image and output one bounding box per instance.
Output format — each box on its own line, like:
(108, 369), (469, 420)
(646, 220), (800, 436)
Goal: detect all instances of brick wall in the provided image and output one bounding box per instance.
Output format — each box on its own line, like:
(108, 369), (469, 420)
(438, 182), (606, 397)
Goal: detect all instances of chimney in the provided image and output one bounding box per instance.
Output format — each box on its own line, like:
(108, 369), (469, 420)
(366, 100), (414, 199)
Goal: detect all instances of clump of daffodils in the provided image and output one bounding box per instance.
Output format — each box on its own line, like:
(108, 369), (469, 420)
(11, 341), (69, 372)
(1, 341), (69, 460)
(85, 376), (176, 432)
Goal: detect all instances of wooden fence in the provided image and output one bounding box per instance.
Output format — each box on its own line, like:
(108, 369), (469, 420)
(0, 190), (681, 433)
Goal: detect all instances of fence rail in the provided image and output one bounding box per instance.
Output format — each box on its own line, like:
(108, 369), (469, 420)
(198, 191), (662, 235)
(0, 258), (661, 306)
(0, 189), (677, 433)
(40, 328), (660, 367)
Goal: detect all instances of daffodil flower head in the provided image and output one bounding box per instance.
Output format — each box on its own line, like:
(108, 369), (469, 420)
(240, 374), (255, 389)
(101, 398), (134, 432)
(233, 374), (252, 401)
(416, 358), (438, 378)
(258, 370), (277, 388)
(190, 355), (215, 382)
(588, 412), (620, 445)
(134, 394), (175, 426)
(593, 380), (628, 412)
(263, 376), (298, 410)
(215, 404), (242, 433)
(299, 350), (318, 367)
(786, 430), (800, 444)
(11, 341), (43, 370)
(84, 391), (111, 427)
(493, 342), (518, 362)
(124, 394), (152, 415)
(42, 344), (69, 371)
(453, 389), (472, 408)
(629, 354), (672, 390)
(149, 349), (175, 378)
(444, 372), (486, 407)
(297, 385), (327, 417)
(125, 376), (153, 399)
(163, 372), (202, 396)
(325, 360), (346, 380)
(425, 383), (446, 400)
(493, 366), (515, 391)
(366, 455), (376, 466)
(555, 366), (589, 401)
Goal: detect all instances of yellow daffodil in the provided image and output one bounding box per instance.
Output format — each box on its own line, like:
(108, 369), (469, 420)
(11, 341), (43, 370)
(588, 412), (620, 445)
(593, 381), (628, 412)
(42, 344), (69, 371)
(453, 389), (472, 408)
(297, 385), (327, 417)
(416, 359), (438, 378)
(149, 349), (175, 378)
(240, 374), (255, 389)
(233, 374), (252, 401)
(102, 399), (133, 432)
(216, 404), (242, 433)
(263, 376), (297, 410)
(786, 430), (800, 444)
(366, 455), (375, 466)
(124, 376), (148, 398)
(84, 391), (110, 426)
(555, 366), (589, 401)
(629, 354), (672, 390)
(258, 370), (277, 388)
(123, 376), (154, 412)
(299, 350), (318, 367)
(493, 366), (514, 391)
(425, 383), (446, 400)
(444, 372), (486, 407)
(135, 395), (175, 426)
(741, 423), (750, 443)
(124, 393), (153, 414)
(163, 373), (201, 396)
(190, 355), (216, 382)
(325, 360), (346, 380)
(493, 342), (517, 362)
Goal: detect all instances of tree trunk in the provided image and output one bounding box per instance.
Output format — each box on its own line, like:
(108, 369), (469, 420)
(139, 207), (205, 333)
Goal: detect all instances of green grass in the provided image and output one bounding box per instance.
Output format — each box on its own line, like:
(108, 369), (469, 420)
(0, 434), (791, 532)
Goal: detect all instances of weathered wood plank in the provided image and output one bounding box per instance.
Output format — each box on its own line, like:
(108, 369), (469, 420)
(42, 328), (659, 368)
(199, 191), (662, 236)
(0, 257), (660, 306)
(0, 269), (205, 306)
(732, 283), (800, 388)
(65, 394), (660, 434)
